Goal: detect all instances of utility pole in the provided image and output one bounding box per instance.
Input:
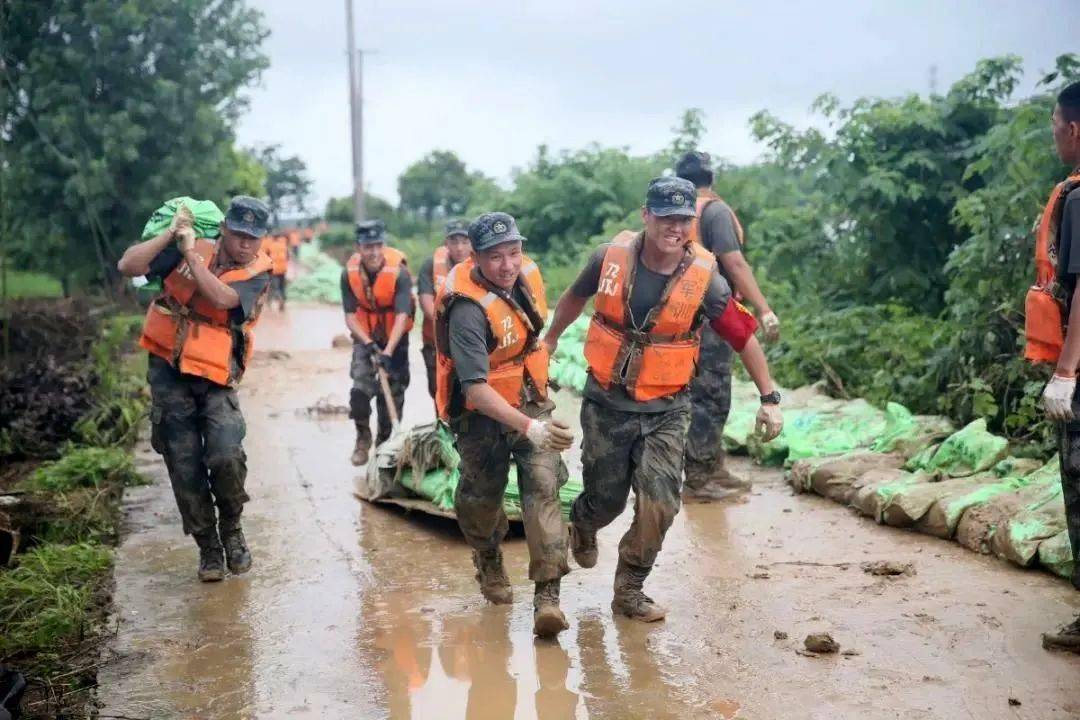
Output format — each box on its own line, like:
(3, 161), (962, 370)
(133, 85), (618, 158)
(345, 0), (365, 222)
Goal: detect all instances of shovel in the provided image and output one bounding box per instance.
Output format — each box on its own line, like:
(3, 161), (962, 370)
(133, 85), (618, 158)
(376, 364), (403, 438)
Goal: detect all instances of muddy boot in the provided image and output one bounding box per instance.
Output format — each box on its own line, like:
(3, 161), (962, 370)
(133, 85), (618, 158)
(570, 523), (598, 568)
(533, 580), (569, 638)
(1043, 617), (1080, 654)
(351, 426), (371, 467)
(611, 559), (666, 622)
(194, 532), (225, 583)
(221, 525), (252, 575)
(472, 548), (513, 604)
(683, 457), (751, 502)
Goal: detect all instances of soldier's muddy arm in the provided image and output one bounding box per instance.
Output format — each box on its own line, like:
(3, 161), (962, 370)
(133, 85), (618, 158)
(117, 230), (175, 276)
(543, 291), (589, 354)
(183, 252), (241, 309)
(344, 314), (374, 346)
(464, 383), (534, 435)
(419, 294), (436, 324)
(718, 250), (772, 320)
(736, 336), (776, 397)
(383, 313), (409, 355)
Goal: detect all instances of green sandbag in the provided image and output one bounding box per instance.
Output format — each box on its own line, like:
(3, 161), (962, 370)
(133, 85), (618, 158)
(849, 469), (928, 522)
(991, 480), (1066, 567)
(881, 474), (999, 535)
(748, 398), (887, 466)
(904, 419), (1008, 478)
(1037, 530), (1075, 580)
(290, 243), (344, 303)
(503, 465), (583, 521)
(956, 457), (1060, 555)
(919, 457), (1043, 542)
(141, 196), (224, 240)
(802, 451), (906, 503)
(869, 402), (954, 458)
(399, 467), (458, 512)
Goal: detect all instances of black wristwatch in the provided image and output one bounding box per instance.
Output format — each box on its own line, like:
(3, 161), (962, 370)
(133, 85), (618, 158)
(760, 390), (782, 405)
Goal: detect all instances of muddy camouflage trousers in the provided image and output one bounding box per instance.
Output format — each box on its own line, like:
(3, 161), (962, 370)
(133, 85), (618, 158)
(571, 399), (691, 568)
(451, 400), (570, 582)
(1056, 420), (1080, 586)
(684, 330), (733, 479)
(421, 343), (437, 400)
(350, 341), (410, 447)
(147, 357), (250, 538)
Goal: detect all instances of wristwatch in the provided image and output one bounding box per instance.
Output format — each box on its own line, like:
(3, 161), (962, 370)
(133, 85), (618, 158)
(760, 390), (782, 405)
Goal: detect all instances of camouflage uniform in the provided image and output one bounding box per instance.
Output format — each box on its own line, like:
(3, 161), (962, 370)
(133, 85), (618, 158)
(148, 356), (250, 540)
(349, 341), (409, 449)
(684, 329), (734, 486)
(1058, 394), (1080, 589)
(452, 399), (570, 582)
(571, 399), (691, 569)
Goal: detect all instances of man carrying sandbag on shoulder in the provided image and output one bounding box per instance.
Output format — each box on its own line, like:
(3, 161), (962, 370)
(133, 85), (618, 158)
(118, 197), (273, 582)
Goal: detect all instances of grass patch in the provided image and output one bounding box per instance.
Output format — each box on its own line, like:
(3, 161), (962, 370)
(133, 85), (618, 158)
(0, 542), (112, 661)
(23, 447), (144, 493)
(1, 270), (63, 299)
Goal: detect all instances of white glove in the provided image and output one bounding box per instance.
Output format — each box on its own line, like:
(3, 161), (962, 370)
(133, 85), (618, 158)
(755, 404), (783, 442)
(760, 312), (780, 344)
(525, 419), (574, 451)
(1043, 374), (1077, 422)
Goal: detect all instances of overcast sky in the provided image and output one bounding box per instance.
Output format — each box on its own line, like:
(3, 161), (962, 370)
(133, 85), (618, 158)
(234, 0), (1079, 210)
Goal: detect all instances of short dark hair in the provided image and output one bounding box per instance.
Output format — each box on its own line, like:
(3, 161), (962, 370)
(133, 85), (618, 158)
(1059, 81), (1080, 123)
(677, 168), (714, 188)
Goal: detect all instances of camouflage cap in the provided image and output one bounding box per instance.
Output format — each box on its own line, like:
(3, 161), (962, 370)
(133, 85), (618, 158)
(355, 219), (387, 245)
(444, 218), (470, 238)
(675, 150), (713, 180)
(468, 212), (526, 251)
(645, 177), (697, 217)
(224, 196), (271, 237)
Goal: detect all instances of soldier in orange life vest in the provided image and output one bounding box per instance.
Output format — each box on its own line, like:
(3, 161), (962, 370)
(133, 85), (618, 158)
(543, 178), (783, 623)
(117, 196), (272, 582)
(263, 233), (289, 311)
(1033, 81), (1080, 654)
(418, 219), (473, 403)
(341, 220), (414, 465)
(434, 212), (575, 638)
(676, 151), (780, 501)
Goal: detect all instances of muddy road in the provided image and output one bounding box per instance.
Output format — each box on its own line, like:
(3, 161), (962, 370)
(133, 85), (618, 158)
(98, 304), (1080, 719)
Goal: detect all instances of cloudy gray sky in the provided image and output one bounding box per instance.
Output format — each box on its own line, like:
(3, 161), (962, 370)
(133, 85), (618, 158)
(234, 0), (1079, 210)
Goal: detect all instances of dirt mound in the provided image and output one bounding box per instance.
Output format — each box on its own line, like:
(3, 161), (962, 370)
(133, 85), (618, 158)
(0, 300), (101, 460)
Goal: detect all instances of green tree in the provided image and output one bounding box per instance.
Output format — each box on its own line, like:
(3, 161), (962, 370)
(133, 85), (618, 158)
(669, 108), (707, 161)
(257, 145), (312, 225)
(0, 0), (268, 292)
(398, 150), (471, 232)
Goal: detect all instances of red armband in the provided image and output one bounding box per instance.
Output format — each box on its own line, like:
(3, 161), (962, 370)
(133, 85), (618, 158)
(709, 300), (757, 351)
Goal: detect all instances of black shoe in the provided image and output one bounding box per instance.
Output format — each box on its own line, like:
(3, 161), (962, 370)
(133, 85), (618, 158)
(196, 538), (225, 582)
(222, 527), (252, 575)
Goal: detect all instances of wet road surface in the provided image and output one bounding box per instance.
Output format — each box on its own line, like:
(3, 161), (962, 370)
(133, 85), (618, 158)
(98, 304), (1080, 719)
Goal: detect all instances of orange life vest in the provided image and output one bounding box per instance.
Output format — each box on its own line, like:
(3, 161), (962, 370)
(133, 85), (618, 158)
(689, 188), (745, 248)
(269, 236), (289, 275)
(434, 256), (549, 421)
(584, 230), (716, 402)
(421, 246), (454, 347)
(346, 247), (416, 343)
(690, 187), (745, 300)
(138, 238), (272, 387)
(1025, 171), (1080, 364)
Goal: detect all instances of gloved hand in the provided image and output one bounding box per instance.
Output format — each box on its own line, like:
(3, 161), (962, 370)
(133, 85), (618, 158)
(168, 202), (195, 236)
(525, 419), (574, 451)
(760, 311), (780, 344)
(374, 352), (393, 371)
(1043, 374), (1077, 422)
(755, 404), (783, 442)
(361, 340), (379, 358)
(175, 226), (197, 255)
